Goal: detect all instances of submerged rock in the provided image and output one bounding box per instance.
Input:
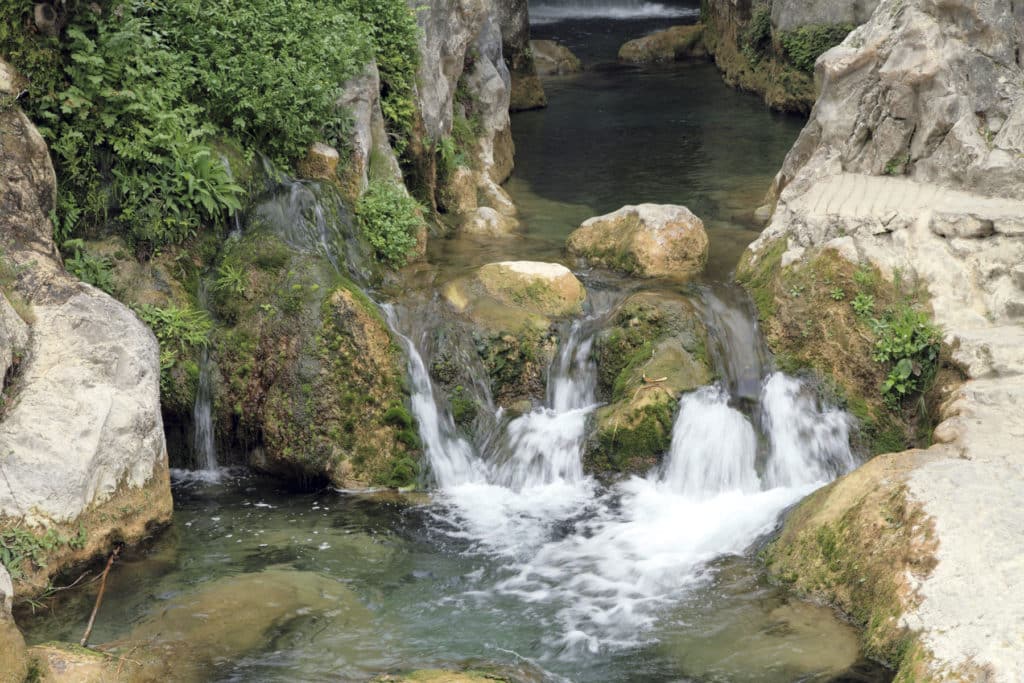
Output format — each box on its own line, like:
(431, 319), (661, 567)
(567, 204), (709, 279)
(618, 26), (706, 64)
(587, 292), (711, 475)
(530, 39), (583, 75)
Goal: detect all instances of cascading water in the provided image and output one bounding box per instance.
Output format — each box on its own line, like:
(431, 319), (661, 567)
(392, 289), (860, 657)
(530, 0), (698, 23)
(191, 282), (218, 473)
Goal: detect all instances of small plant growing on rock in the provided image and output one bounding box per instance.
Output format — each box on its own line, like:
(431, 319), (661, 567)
(852, 292), (875, 318)
(356, 179), (424, 268)
(830, 287), (846, 301)
(870, 305), (942, 406)
(779, 24), (854, 73)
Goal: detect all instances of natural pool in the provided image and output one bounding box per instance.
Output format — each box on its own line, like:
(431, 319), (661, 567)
(22, 5), (892, 682)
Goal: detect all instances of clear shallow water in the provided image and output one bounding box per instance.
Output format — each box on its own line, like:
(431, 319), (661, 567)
(21, 11), (891, 683)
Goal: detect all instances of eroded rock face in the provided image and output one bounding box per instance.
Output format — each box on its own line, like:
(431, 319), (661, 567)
(0, 565), (28, 683)
(498, 0), (546, 110)
(748, 0), (1024, 677)
(771, 0), (879, 32)
(0, 295), (28, 393)
(0, 93), (171, 555)
(442, 262), (585, 408)
(531, 39), (583, 75)
(567, 204), (709, 279)
(618, 26), (706, 63)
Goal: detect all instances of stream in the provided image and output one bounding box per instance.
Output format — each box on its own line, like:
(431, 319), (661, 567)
(21, 4), (893, 682)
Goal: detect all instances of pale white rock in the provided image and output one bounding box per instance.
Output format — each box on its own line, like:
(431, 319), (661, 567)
(0, 295), (29, 392)
(337, 60), (402, 193)
(462, 206), (518, 236)
(0, 564), (12, 617)
(747, 0), (1024, 677)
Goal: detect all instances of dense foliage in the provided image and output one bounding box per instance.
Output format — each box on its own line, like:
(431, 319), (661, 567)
(0, 0), (419, 252)
(779, 24), (853, 73)
(356, 180), (424, 267)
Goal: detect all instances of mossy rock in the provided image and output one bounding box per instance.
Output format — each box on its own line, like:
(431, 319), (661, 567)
(0, 619), (28, 683)
(441, 261), (584, 410)
(210, 232), (419, 488)
(735, 240), (959, 457)
(586, 291), (712, 475)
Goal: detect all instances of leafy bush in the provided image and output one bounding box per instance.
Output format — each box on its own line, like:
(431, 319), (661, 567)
(1, 0), (419, 250)
(741, 3), (773, 63)
(0, 524), (87, 582)
(870, 306), (941, 406)
(356, 180), (424, 267)
(136, 303), (212, 393)
(62, 239), (115, 294)
(779, 24), (853, 73)
(341, 0), (420, 152)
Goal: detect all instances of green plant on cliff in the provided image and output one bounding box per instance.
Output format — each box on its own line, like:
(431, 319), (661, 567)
(870, 305), (941, 406)
(356, 179), (424, 267)
(741, 3), (773, 63)
(135, 303), (212, 394)
(61, 238), (115, 294)
(779, 24), (854, 73)
(0, 524), (86, 582)
(340, 0), (420, 154)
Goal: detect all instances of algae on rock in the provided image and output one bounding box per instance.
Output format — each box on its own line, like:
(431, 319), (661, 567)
(587, 292), (712, 475)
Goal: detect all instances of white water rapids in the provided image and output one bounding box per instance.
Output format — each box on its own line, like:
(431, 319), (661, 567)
(530, 0), (698, 24)
(385, 302), (857, 657)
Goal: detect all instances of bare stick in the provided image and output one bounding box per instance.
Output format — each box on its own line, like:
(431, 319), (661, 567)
(80, 546), (120, 647)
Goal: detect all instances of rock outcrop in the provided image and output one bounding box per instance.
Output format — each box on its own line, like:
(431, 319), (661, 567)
(443, 262), (585, 409)
(618, 26), (707, 63)
(412, 0), (521, 237)
(498, 0), (546, 110)
(531, 40), (583, 75)
(0, 80), (171, 593)
(745, 0), (1024, 678)
(701, 0), (865, 113)
(0, 566), (28, 683)
(587, 292), (711, 475)
(567, 204), (709, 279)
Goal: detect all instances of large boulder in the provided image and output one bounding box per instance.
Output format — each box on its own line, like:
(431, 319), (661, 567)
(443, 262), (586, 408)
(587, 292), (712, 475)
(567, 204), (709, 279)
(618, 26), (707, 63)
(0, 86), (171, 594)
(745, 0), (1024, 678)
(530, 40), (583, 75)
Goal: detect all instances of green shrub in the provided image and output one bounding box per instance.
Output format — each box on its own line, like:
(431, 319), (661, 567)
(0, 524), (87, 582)
(136, 303), (213, 394)
(779, 24), (854, 73)
(870, 305), (941, 406)
(741, 3), (773, 63)
(62, 239), (115, 294)
(356, 180), (424, 267)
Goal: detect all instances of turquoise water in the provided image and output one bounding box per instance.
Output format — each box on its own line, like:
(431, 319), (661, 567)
(20, 11), (890, 683)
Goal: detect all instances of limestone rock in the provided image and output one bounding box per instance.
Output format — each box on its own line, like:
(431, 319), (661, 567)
(771, 0), (879, 32)
(531, 39), (583, 75)
(618, 26), (706, 63)
(462, 207), (519, 236)
(0, 103), (170, 552)
(588, 292), (711, 474)
(746, 0), (1024, 677)
(296, 142), (340, 180)
(337, 60), (403, 199)
(451, 261), (586, 320)
(443, 262), (585, 409)
(0, 58), (27, 96)
(0, 294), (28, 393)
(567, 204), (709, 279)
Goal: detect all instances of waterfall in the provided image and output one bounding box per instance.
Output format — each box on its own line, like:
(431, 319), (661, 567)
(192, 283), (218, 472)
(386, 286), (859, 655)
(530, 0), (698, 23)
(701, 286), (772, 400)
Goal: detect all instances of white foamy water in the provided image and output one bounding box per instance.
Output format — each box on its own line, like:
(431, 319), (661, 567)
(531, 1), (698, 24)
(388, 301), (859, 658)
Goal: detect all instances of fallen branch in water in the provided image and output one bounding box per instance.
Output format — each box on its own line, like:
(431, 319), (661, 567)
(80, 546), (120, 647)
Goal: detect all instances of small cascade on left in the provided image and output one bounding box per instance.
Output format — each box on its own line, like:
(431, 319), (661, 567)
(191, 281), (220, 476)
